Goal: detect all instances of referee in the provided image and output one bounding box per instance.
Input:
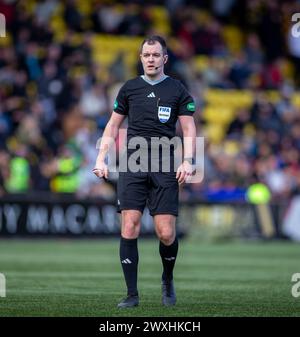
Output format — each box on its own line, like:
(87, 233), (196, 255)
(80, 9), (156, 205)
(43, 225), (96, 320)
(93, 36), (196, 308)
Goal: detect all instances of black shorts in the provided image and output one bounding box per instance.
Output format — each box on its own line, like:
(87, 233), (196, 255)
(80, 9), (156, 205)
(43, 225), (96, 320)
(117, 171), (179, 217)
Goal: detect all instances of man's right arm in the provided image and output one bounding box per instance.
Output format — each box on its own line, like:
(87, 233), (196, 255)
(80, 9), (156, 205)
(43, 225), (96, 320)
(93, 112), (126, 179)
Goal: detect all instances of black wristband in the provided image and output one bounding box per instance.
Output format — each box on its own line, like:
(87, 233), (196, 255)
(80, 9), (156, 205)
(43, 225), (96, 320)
(184, 157), (195, 165)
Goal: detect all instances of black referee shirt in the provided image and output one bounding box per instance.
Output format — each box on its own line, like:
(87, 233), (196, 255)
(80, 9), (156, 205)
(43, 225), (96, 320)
(114, 76), (195, 143)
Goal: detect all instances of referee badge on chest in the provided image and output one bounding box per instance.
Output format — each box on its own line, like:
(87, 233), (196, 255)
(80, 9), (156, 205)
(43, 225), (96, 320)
(158, 106), (171, 123)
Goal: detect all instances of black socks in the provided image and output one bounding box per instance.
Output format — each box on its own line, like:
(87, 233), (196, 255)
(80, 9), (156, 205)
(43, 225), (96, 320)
(119, 237), (178, 295)
(119, 237), (139, 296)
(159, 237), (178, 282)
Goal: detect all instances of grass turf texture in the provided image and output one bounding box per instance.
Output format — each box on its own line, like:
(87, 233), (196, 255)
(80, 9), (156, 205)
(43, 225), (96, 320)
(0, 239), (299, 317)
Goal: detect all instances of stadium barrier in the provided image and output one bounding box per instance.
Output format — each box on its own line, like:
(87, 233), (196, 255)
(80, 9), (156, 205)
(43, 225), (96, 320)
(0, 193), (290, 240)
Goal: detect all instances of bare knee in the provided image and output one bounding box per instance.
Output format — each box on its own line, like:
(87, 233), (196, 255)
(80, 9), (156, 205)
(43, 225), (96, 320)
(121, 211), (141, 239)
(156, 227), (175, 245)
(154, 215), (176, 245)
(122, 222), (139, 238)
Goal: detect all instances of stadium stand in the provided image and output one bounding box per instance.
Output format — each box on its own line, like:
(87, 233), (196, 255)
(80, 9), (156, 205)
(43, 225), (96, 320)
(1, 0), (300, 209)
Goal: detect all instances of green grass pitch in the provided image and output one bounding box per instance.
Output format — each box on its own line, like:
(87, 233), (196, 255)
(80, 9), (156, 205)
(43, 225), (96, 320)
(0, 238), (299, 317)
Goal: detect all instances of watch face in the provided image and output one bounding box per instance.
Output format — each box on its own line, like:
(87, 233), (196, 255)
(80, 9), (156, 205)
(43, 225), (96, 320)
(184, 158), (194, 165)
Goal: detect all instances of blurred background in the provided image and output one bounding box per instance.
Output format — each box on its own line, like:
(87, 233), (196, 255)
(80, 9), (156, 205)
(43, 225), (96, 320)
(1, 0), (300, 241)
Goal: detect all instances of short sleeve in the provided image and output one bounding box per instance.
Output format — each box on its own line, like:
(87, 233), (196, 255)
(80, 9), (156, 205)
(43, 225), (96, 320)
(177, 83), (195, 116)
(113, 83), (128, 115)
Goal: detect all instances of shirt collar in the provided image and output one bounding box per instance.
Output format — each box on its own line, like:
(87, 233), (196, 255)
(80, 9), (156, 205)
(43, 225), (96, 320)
(141, 75), (168, 85)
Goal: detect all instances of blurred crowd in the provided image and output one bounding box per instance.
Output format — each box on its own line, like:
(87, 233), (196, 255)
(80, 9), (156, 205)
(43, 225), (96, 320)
(1, 0), (300, 203)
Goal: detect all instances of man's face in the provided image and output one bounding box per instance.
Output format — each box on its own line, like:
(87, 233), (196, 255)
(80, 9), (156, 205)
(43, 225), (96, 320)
(140, 42), (167, 78)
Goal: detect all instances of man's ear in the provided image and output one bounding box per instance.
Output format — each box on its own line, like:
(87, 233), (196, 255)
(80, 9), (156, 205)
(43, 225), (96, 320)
(164, 55), (168, 64)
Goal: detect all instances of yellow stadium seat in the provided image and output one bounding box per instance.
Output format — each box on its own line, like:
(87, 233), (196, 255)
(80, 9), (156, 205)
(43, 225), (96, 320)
(193, 55), (210, 72)
(23, 0), (37, 14)
(195, 10), (212, 25)
(93, 52), (117, 67)
(204, 124), (225, 143)
(203, 106), (235, 124)
(149, 6), (171, 35)
(266, 90), (280, 103)
(204, 89), (253, 109)
(223, 140), (240, 156)
(0, 32), (12, 47)
(92, 34), (141, 76)
(222, 25), (243, 53)
(292, 94), (300, 107)
(77, 1), (92, 15)
(279, 59), (294, 79)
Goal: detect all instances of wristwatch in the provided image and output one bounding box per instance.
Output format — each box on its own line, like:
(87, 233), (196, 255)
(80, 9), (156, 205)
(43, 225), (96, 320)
(184, 157), (195, 165)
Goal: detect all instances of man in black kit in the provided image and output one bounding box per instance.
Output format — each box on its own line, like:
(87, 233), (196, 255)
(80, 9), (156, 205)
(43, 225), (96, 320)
(93, 36), (196, 308)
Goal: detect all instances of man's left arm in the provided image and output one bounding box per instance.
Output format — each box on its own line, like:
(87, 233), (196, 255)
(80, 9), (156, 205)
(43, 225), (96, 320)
(177, 115), (197, 185)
